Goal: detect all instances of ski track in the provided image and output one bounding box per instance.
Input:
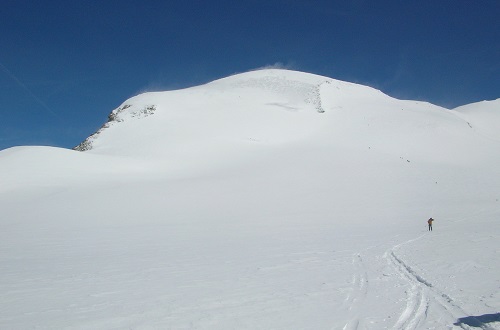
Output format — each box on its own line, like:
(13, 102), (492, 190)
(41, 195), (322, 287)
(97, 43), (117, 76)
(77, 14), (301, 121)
(386, 248), (429, 330)
(386, 235), (496, 330)
(342, 253), (368, 330)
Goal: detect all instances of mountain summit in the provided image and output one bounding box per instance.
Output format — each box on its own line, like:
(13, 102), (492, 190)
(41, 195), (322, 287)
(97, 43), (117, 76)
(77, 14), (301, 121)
(74, 69), (492, 165)
(75, 69), (363, 153)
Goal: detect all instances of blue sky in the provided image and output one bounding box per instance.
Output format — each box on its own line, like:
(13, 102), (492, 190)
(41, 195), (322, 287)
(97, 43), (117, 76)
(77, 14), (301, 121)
(1, 0), (498, 151)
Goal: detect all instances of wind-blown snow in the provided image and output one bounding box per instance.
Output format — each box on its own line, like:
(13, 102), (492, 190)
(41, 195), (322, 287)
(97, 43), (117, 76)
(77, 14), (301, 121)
(1, 69), (499, 329)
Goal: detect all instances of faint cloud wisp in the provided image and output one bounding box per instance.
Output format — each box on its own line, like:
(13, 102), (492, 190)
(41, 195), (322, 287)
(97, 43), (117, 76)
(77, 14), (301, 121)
(252, 62), (296, 71)
(0, 61), (59, 118)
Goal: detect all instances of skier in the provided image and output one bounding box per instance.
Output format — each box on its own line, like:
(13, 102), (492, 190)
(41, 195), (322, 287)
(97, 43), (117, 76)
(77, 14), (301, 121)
(427, 217), (434, 231)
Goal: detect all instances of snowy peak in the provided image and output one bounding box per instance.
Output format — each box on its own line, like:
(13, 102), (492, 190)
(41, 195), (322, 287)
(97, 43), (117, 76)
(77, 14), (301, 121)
(74, 69), (348, 153)
(198, 69), (391, 113)
(73, 69), (495, 168)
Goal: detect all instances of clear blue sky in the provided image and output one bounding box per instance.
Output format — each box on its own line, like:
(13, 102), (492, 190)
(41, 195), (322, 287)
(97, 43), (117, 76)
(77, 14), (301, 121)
(1, 0), (498, 150)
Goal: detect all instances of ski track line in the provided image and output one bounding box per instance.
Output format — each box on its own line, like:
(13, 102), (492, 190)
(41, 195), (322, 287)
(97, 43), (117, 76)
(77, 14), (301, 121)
(386, 249), (429, 330)
(342, 253), (368, 330)
(386, 235), (495, 330)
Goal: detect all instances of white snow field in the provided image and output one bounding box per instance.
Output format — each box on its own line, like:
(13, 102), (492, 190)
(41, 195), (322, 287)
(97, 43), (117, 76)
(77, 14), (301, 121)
(0, 69), (499, 329)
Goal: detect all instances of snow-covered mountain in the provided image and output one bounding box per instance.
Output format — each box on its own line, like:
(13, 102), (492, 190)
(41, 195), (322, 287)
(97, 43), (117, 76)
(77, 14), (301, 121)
(1, 69), (499, 329)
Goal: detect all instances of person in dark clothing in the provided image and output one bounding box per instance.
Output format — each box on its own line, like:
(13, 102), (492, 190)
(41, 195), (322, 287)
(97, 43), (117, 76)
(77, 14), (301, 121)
(428, 218), (434, 231)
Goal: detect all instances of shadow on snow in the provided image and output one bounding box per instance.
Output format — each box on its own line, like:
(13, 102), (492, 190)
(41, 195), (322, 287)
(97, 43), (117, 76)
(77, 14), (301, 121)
(454, 313), (500, 328)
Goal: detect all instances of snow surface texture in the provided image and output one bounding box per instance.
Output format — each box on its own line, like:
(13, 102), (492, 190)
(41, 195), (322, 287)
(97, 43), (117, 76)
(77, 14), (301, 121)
(1, 69), (499, 329)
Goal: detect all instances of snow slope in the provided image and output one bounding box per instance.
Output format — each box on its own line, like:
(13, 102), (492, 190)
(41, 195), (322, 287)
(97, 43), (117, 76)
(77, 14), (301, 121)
(453, 99), (500, 142)
(1, 69), (499, 329)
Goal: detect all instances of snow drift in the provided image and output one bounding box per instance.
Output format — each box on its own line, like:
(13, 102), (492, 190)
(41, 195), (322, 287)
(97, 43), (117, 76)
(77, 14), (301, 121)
(1, 69), (499, 329)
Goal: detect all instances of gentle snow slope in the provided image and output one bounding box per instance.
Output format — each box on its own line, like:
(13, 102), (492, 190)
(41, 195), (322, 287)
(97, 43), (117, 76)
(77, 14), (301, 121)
(1, 69), (499, 329)
(453, 99), (500, 141)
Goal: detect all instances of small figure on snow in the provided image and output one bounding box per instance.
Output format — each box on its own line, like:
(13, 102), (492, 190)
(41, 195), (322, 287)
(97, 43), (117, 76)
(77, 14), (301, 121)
(427, 217), (434, 231)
